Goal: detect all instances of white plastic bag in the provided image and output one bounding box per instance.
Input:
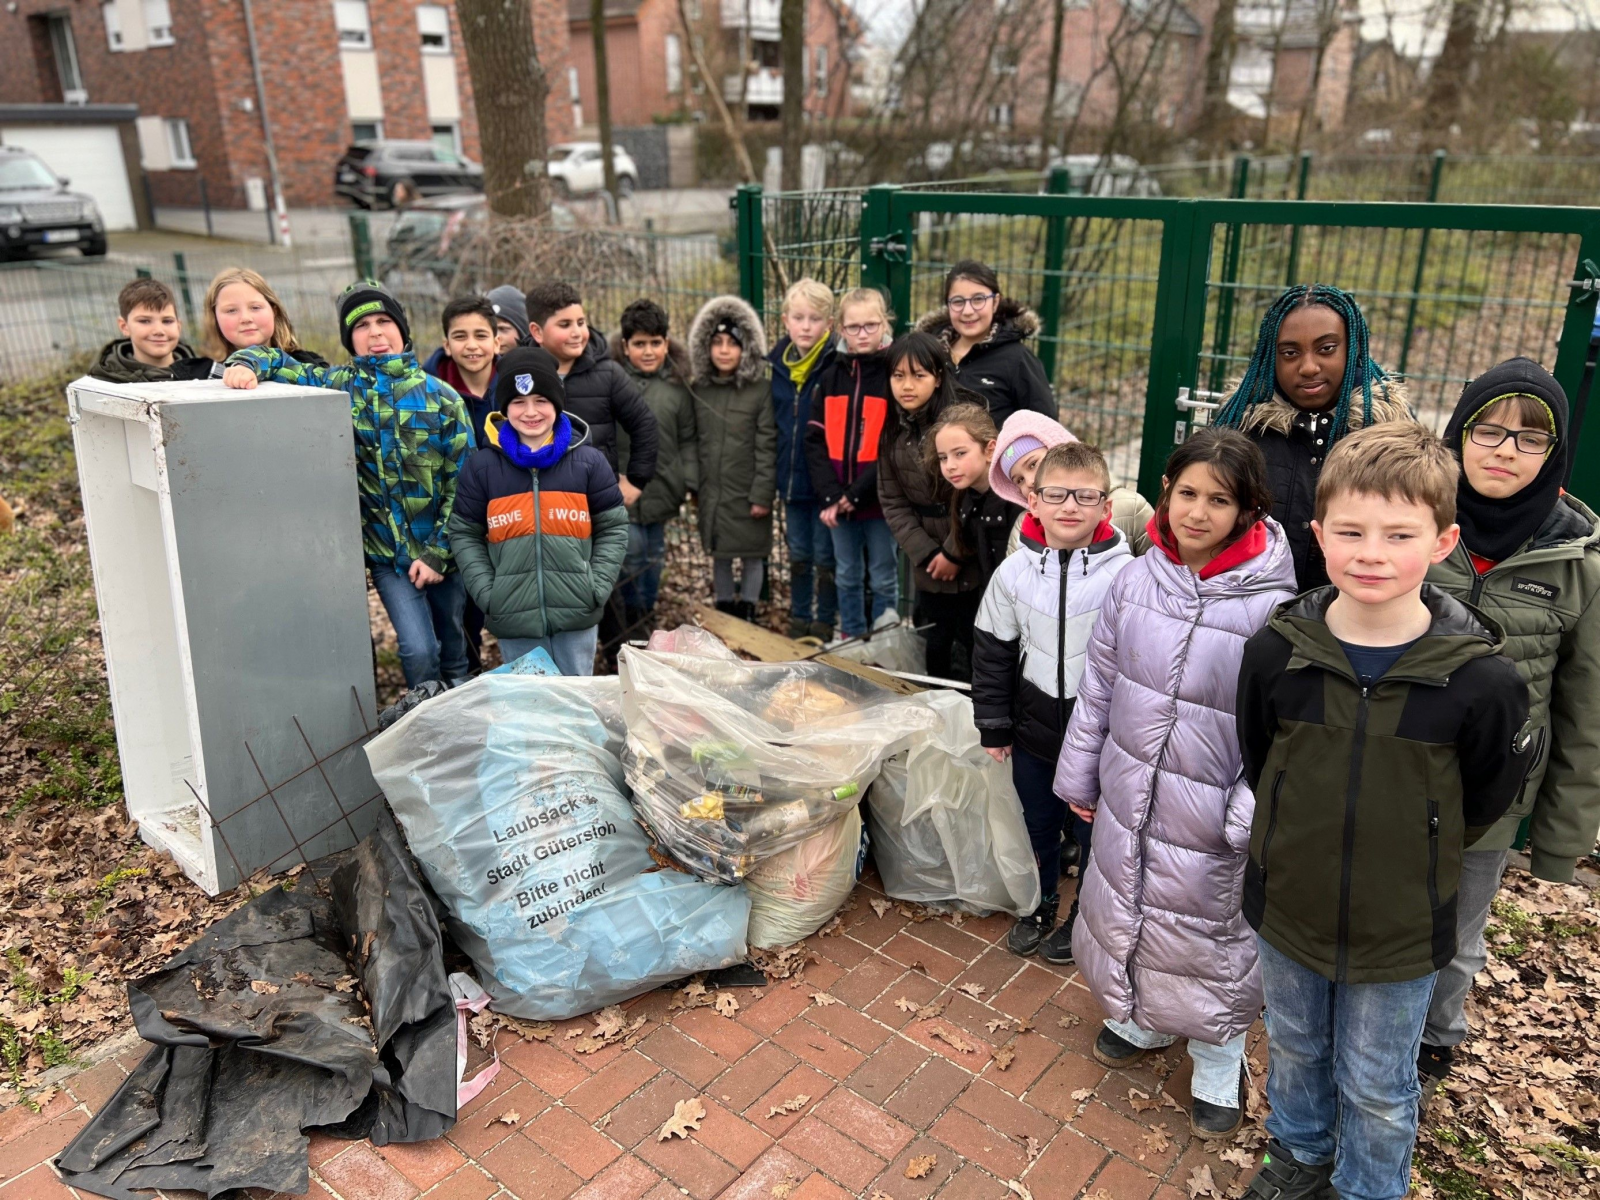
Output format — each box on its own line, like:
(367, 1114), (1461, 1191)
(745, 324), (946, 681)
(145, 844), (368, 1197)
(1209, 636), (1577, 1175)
(865, 690), (1040, 916)
(745, 807), (863, 948)
(365, 673), (750, 1020)
(618, 642), (938, 882)
(828, 623), (927, 676)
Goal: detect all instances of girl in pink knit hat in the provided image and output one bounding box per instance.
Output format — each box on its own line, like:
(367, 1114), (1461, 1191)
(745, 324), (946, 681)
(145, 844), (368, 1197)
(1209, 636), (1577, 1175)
(990, 411), (1155, 557)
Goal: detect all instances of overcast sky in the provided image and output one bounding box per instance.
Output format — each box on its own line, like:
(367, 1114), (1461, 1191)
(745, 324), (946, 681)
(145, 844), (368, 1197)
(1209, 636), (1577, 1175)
(852, 0), (1599, 58)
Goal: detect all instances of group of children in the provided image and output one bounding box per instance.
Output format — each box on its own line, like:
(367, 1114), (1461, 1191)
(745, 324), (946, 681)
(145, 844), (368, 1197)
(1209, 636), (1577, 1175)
(93, 268), (1598, 1200)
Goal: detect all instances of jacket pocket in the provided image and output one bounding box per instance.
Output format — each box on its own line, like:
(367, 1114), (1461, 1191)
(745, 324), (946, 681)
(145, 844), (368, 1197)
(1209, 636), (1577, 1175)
(1256, 770), (1286, 881)
(1512, 725), (1548, 812)
(1425, 799), (1441, 914)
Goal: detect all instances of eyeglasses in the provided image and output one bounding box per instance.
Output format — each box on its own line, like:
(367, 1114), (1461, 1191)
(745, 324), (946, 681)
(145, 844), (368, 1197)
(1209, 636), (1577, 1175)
(1036, 486), (1108, 507)
(946, 293), (998, 312)
(841, 322), (882, 337)
(1467, 423), (1558, 454)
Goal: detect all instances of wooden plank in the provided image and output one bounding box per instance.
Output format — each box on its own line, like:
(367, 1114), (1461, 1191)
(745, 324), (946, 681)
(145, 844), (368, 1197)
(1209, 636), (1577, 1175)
(690, 604), (922, 695)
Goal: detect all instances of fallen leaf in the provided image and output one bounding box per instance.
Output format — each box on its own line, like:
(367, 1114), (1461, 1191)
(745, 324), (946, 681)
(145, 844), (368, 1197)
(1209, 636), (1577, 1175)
(334, 976), (357, 993)
(1129, 1088), (1160, 1112)
(715, 992), (739, 1018)
(895, 996), (919, 1013)
(1529, 1085), (1582, 1127)
(1187, 1164), (1222, 1198)
(249, 980), (279, 994)
(489, 1109), (520, 1127)
(1058, 1012), (1081, 1028)
(290, 972), (315, 985)
(658, 1097), (706, 1141)
(1219, 1147), (1254, 1169)
(956, 982), (986, 999)
(915, 999), (947, 1021)
(929, 1025), (977, 1053)
(1070, 1087), (1094, 1102)
(870, 898), (892, 917)
(1017, 1132), (1042, 1161)
(770, 1173), (803, 1198)
(1141, 1123), (1170, 1155)
(594, 1113), (611, 1131)
(993, 1042), (1017, 1071)
(1005, 1182), (1034, 1200)
(986, 1019), (1007, 1033)
(592, 1006), (627, 1038)
(811, 992), (840, 1006)
(905, 1154), (938, 1179)
(766, 1093), (810, 1118)
(361, 929), (377, 962)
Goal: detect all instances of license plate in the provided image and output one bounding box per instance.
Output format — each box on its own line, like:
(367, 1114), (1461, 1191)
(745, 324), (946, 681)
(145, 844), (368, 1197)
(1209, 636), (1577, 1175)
(42, 229), (79, 243)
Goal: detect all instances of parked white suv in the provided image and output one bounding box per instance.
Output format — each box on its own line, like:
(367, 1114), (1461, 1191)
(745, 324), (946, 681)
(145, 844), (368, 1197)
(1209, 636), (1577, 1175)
(547, 143), (639, 198)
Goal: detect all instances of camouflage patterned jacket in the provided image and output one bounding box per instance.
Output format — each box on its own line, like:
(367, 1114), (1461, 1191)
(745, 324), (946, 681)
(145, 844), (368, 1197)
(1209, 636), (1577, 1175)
(226, 347), (475, 573)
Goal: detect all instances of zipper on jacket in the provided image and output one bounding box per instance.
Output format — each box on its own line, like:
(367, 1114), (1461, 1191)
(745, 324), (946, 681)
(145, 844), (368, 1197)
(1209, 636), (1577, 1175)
(1055, 549), (1069, 734)
(1335, 686), (1371, 984)
(1469, 570), (1486, 606)
(1425, 798), (1441, 915)
(532, 469), (548, 632)
(1258, 770), (1286, 883)
(845, 360), (863, 490)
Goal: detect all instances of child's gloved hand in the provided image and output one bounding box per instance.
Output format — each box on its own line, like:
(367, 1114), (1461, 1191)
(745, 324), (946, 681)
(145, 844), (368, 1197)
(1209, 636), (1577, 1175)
(222, 365), (258, 390)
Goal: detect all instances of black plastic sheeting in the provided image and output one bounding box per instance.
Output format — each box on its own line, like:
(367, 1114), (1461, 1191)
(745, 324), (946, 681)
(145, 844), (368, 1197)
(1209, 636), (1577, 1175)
(56, 812), (457, 1199)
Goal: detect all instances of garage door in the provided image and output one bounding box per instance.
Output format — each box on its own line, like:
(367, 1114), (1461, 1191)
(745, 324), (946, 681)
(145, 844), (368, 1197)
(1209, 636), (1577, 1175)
(0, 125), (138, 231)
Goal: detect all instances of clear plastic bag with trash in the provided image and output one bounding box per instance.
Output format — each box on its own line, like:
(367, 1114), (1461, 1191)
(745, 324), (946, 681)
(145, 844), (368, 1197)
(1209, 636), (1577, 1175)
(365, 673), (750, 1020)
(618, 637), (939, 883)
(865, 689), (1040, 917)
(745, 805), (865, 948)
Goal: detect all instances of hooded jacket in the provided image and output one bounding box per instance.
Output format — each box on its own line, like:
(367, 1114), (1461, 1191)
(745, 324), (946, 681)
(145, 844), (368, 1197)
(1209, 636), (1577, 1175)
(805, 347), (891, 518)
(423, 346), (498, 447)
(1056, 520), (1297, 1044)
(447, 413), (628, 639)
(169, 346), (328, 382)
(916, 300), (1057, 428)
(554, 328), (660, 489)
(1237, 586), (1532, 984)
(1234, 377), (1412, 591)
(613, 340), (700, 527)
(971, 521), (1133, 760)
(226, 346), (473, 574)
(90, 338), (200, 385)
(770, 334), (838, 505)
(877, 386), (986, 594)
(689, 297), (777, 558)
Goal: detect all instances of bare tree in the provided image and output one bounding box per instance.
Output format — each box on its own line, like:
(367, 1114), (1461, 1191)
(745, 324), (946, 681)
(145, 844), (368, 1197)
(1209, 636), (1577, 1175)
(1426, 0), (1488, 136)
(591, 0), (620, 210)
(1291, 0), (1344, 155)
(457, 0), (551, 218)
(677, 0), (758, 181)
(780, 0), (805, 190)
(1038, 0), (1070, 167)
(1198, 0), (1239, 151)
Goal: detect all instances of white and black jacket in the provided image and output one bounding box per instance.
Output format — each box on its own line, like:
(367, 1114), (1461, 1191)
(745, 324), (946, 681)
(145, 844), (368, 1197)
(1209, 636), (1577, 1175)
(971, 524), (1133, 759)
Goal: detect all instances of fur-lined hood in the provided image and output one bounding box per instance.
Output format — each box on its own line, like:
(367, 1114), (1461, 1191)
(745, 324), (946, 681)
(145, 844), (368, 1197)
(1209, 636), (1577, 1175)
(915, 297), (1040, 348)
(611, 335), (691, 382)
(1232, 374), (1413, 437)
(688, 296), (769, 387)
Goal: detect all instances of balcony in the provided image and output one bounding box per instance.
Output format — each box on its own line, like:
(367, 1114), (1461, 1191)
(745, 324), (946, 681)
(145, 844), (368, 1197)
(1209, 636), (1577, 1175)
(724, 67), (782, 106)
(720, 0), (779, 38)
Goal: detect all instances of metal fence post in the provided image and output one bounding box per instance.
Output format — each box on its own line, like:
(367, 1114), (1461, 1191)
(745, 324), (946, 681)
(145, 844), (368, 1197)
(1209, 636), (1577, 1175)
(1205, 156), (1251, 394)
(1138, 201), (1208, 499)
(173, 252), (196, 329)
(1036, 166), (1071, 384)
(1284, 151), (1312, 284)
(1397, 150), (1448, 377)
(733, 184), (764, 320)
(348, 212), (374, 280)
(198, 175), (214, 239)
(860, 184), (910, 333)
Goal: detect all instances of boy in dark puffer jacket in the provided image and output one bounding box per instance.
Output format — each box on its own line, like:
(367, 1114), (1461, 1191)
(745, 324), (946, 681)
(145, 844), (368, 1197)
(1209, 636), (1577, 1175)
(448, 347), (628, 676)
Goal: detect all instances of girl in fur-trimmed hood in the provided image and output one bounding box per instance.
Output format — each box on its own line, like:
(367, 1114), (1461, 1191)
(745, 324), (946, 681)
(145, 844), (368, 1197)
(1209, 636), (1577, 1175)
(1211, 283), (1412, 590)
(688, 296), (777, 617)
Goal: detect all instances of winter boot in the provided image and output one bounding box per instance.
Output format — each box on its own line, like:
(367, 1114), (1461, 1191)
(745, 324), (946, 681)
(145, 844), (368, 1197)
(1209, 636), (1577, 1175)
(734, 600), (758, 622)
(1239, 1140), (1335, 1200)
(1191, 1065), (1245, 1139)
(1038, 895), (1080, 964)
(1006, 894), (1059, 957)
(714, 599), (738, 615)
(809, 620), (836, 641)
(789, 616), (812, 640)
(1419, 1042), (1454, 1112)
(1092, 1024), (1148, 1069)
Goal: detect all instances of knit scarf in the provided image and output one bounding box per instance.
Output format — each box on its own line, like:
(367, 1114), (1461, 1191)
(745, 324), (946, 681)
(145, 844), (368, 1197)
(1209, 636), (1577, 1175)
(497, 412), (571, 471)
(782, 336), (829, 389)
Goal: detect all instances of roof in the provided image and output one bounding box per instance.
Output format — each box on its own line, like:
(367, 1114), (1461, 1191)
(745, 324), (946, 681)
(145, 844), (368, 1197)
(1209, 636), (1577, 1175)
(1126, 0), (1203, 39)
(568, 0), (645, 22)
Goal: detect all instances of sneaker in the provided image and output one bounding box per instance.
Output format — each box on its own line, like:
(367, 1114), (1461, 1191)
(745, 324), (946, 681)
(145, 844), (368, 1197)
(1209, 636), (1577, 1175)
(1240, 1140), (1335, 1200)
(1418, 1041), (1454, 1111)
(871, 606), (901, 632)
(1191, 1065), (1245, 1139)
(1006, 894), (1059, 957)
(1092, 1024), (1147, 1068)
(1038, 897), (1080, 964)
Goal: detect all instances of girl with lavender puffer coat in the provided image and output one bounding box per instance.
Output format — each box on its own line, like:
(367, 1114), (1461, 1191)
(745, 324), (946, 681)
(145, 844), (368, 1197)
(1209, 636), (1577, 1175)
(1053, 429), (1296, 1140)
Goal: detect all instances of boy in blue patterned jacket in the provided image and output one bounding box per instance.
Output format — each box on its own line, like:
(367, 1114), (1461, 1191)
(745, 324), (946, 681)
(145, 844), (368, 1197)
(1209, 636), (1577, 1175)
(223, 280), (475, 688)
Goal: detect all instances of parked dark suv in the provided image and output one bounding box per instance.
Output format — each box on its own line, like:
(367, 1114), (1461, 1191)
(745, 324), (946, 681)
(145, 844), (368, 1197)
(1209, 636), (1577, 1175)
(335, 141), (484, 209)
(0, 146), (107, 260)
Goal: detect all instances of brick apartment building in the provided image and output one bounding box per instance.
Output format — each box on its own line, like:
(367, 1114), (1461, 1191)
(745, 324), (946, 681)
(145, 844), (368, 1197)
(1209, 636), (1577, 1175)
(0, 0), (573, 209)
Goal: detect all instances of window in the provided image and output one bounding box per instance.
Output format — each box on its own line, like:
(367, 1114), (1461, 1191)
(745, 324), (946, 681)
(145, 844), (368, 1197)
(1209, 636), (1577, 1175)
(335, 0), (371, 48)
(103, 2), (124, 49)
(352, 120), (383, 141)
(47, 15), (86, 103)
(165, 118), (196, 168)
(568, 65), (583, 126)
(417, 5), (449, 53)
(989, 103), (1014, 129)
(991, 46), (1020, 76)
(431, 123), (461, 155)
(813, 44), (827, 96)
(145, 0), (173, 46)
(665, 33), (682, 94)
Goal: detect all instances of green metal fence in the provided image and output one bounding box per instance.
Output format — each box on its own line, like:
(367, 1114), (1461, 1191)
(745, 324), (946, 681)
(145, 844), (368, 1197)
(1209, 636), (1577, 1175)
(742, 186), (1600, 503)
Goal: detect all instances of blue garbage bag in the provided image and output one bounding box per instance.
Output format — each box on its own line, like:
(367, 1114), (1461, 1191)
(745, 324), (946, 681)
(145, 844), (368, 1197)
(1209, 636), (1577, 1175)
(365, 673), (750, 1020)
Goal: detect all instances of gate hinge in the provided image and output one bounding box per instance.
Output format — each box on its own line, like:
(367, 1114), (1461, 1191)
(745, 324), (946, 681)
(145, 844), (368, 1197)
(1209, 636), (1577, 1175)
(868, 236), (909, 262)
(1565, 258), (1600, 303)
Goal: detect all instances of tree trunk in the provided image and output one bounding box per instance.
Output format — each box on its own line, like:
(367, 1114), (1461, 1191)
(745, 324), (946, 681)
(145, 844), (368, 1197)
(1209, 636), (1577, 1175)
(678, 0), (758, 181)
(780, 0), (804, 190)
(1426, 0), (1486, 136)
(1197, 0), (1238, 151)
(456, 0), (550, 219)
(592, 0), (619, 213)
(1038, 0), (1068, 168)
(1290, 0), (1340, 156)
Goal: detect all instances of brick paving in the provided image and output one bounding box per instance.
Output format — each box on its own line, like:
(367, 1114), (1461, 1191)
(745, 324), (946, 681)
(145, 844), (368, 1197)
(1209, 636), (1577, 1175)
(0, 866), (1267, 1200)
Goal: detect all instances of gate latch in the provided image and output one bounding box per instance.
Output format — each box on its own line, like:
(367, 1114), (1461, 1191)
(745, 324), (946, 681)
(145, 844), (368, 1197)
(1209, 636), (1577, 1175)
(868, 236), (909, 262)
(1565, 258), (1600, 303)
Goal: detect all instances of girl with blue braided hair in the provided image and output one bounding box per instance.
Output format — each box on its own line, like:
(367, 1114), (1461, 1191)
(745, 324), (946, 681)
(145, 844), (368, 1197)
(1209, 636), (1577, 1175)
(1212, 283), (1412, 590)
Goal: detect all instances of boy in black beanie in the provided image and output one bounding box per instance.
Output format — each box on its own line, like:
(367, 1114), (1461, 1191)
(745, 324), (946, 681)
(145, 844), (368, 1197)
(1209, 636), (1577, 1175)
(224, 279), (475, 690)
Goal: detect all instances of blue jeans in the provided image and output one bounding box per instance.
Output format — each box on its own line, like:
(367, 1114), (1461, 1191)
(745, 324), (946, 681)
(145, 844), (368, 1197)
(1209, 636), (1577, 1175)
(830, 515), (899, 637)
(1010, 745), (1091, 900)
(1257, 936), (1437, 1200)
(371, 567), (469, 688)
(1103, 1019), (1247, 1109)
(620, 521), (667, 611)
(785, 501), (837, 627)
(497, 626), (599, 677)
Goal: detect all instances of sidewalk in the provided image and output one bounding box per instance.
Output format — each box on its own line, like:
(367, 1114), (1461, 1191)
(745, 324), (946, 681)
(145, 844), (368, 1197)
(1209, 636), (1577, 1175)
(0, 866), (1264, 1200)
